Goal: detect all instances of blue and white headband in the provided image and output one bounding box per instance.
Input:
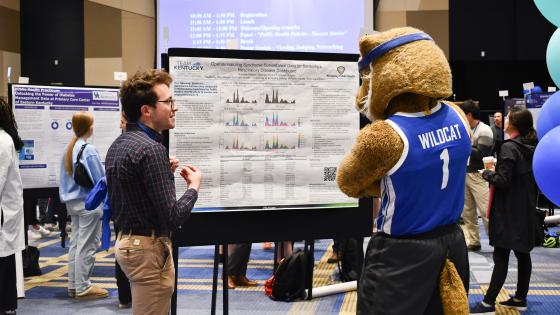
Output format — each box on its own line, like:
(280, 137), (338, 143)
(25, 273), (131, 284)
(358, 32), (433, 71)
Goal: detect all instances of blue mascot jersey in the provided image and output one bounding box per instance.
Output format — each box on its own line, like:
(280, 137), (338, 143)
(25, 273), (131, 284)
(377, 103), (471, 236)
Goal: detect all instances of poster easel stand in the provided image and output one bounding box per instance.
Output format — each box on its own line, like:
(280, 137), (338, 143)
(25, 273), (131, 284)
(172, 240), (315, 315)
(164, 49), (372, 315)
(209, 244), (228, 315)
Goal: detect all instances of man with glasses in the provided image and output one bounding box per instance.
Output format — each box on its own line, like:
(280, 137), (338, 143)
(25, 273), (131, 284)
(106, 69), (202, 314)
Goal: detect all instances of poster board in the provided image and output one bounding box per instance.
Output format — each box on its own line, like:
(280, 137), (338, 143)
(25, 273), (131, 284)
(525, 92), (553, 129)
(167, 48), (360, 213)
(9, 84), (121, 189)
(164, 50), (372, 315)
(164, 49), (372, 241)
(504, 93), (553, 131)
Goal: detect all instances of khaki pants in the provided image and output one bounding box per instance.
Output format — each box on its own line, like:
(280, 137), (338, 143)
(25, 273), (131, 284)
(115, 233), (174, 315)
(461, 173), (489, 246)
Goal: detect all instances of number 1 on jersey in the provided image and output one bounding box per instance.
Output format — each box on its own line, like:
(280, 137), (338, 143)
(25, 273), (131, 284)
(440, 148), (449, 189)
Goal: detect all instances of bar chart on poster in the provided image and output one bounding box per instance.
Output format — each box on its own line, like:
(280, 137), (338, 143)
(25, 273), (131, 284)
(167, 51), (360, 212)
(157, 0), (373, 67)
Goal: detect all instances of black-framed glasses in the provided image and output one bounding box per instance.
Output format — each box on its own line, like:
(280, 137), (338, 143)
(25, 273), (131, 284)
(157, 98), (177, 109)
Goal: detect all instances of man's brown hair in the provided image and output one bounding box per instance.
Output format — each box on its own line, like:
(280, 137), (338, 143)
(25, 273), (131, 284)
(120, 69), (172, 122)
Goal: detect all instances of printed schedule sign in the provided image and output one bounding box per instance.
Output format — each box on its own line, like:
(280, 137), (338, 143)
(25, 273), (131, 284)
(168, 52), (360, 212)
(10, 84), (121, 189)
(157, 0), (371, 68)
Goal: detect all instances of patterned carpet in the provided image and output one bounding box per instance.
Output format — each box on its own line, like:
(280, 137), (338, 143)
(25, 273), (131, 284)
(467, 225), (560, 315)
(17, 224), (560, 314)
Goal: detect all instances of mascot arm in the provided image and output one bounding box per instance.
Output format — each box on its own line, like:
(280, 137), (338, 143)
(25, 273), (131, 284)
(336, 120), (404, 198)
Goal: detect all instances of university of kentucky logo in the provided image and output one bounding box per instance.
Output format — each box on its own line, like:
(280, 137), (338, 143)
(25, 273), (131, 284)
(174, 61), (204, 71)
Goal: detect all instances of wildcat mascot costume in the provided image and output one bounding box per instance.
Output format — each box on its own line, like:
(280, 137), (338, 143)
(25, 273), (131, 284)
(337, 27), (471, 314)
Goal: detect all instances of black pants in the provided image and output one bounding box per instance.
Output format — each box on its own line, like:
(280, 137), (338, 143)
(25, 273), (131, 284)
(0, 254), (17, 311)
(228, 243), (252, 276)
(358, 224), (469, 315)
(114, 224), (132, 304)
(332, 238), (342, 253)
(484, 247), (531, 304)
(23, 191), (39, 227)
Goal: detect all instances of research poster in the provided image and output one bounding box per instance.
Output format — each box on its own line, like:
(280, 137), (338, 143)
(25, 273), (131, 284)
(168, 55), (360, 211)
(525, 92), (552, 130)
(11, 84), (121, 189)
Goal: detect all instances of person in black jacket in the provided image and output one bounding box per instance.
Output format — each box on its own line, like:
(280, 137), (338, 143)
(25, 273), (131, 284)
(471, 108), (538, 314)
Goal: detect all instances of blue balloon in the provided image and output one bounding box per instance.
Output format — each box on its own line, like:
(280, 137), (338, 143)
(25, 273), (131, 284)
(547, 28), (560, 88)
(537, 91), (560, 140)
(535, 0), (560, 27)
(534, 125), (560, 206)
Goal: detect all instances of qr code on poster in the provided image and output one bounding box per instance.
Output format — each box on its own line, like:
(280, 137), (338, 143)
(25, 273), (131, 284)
(323, 167), (337, 181)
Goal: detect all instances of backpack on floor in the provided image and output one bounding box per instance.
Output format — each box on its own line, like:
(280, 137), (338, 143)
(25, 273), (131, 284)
(22, 246), (42, 277)
(337, 237), (364, 282)
(266, 249), (309, 301)
(543, 231), (560, 248)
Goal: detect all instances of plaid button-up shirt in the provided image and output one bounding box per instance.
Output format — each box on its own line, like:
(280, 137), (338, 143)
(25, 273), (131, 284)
(105, 123), (198, 234)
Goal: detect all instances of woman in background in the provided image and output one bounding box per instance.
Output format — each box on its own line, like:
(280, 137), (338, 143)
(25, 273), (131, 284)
(0, 98), (25, 315)
(471, 108), (538, 314)
(59, 111), (107, 300)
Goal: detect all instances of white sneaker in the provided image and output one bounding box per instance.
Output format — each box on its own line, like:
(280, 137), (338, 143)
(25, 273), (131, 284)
(44, 223), (58, 232)
(36, 225), (56, 237)
(28, 228), (42, 240)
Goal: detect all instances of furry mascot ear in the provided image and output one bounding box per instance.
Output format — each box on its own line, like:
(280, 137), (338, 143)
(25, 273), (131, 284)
(355, 27), (452, 121)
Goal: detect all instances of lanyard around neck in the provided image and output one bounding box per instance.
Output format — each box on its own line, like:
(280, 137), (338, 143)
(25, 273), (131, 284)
(472, 121), (480, 134)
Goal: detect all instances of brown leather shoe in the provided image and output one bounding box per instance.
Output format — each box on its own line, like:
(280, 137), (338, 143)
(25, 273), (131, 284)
(233, 275), (258, 287)
(327, 252), (339, 263)
(226, 275), (236, 289)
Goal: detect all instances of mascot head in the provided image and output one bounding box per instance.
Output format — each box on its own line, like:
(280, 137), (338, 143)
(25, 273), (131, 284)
(356, 27), (452, 121)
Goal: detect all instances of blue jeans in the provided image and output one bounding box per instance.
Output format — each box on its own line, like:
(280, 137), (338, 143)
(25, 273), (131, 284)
(66, 200), (102, 293)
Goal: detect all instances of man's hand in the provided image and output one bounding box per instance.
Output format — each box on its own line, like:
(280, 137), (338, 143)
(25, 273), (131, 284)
(180, 164), (202, 191)
(169, 156), (179, 173)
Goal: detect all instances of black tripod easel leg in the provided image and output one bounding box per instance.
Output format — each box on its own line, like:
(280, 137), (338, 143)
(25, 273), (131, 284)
(211, 245), (220, 315)
(223, 243), (229, 315)
(305, 240), (315, 300)
(273, 242), (278, 272)
(171, 244), (179, 315)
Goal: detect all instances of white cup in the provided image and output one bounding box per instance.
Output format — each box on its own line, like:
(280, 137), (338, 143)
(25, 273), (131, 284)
(482, 156), (496, 170)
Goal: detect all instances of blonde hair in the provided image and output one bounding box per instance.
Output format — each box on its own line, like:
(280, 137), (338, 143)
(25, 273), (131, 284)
(64, 112), (94, 175)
